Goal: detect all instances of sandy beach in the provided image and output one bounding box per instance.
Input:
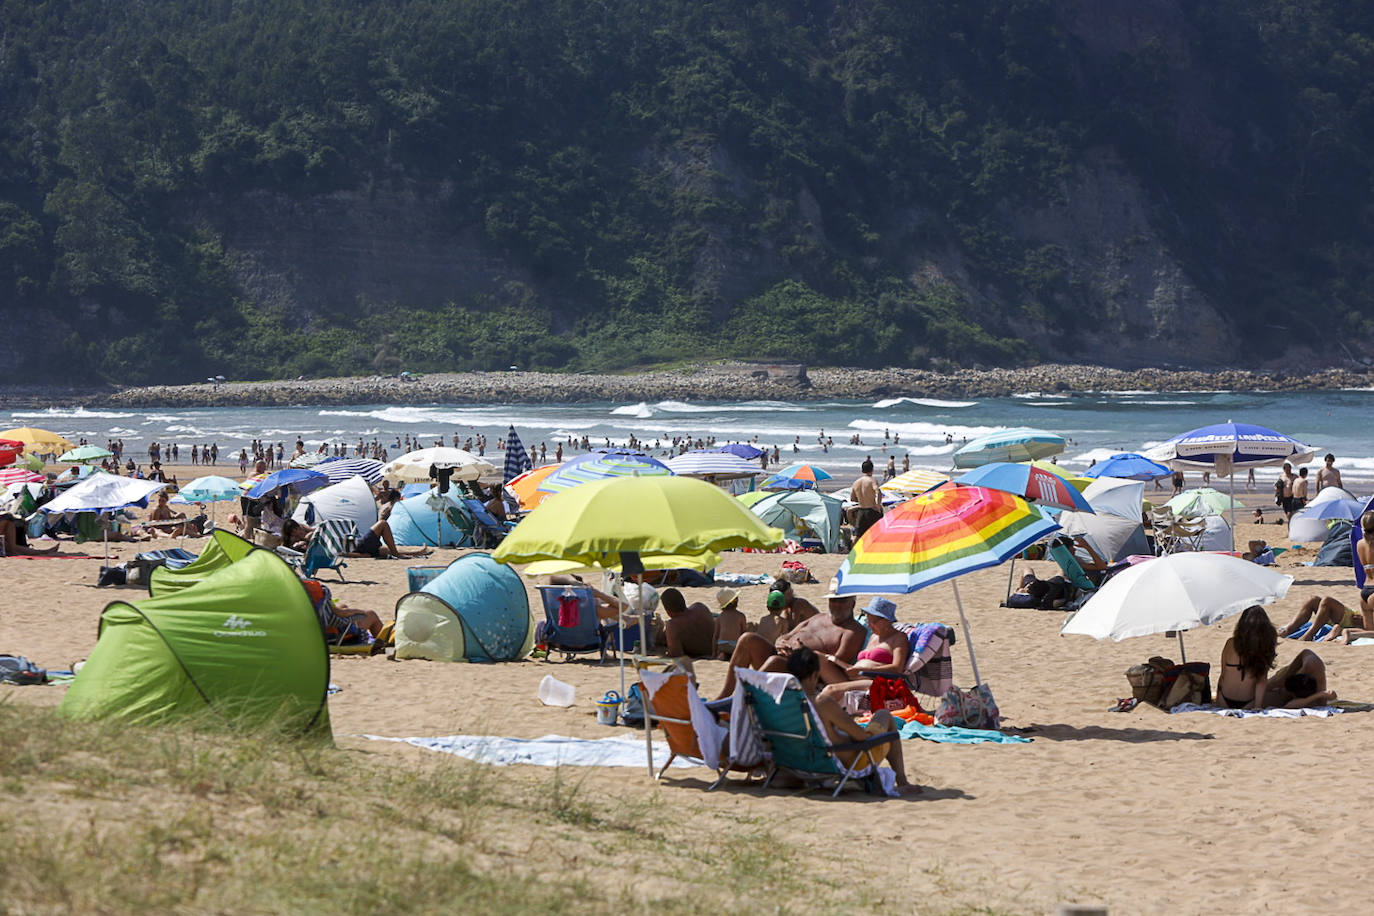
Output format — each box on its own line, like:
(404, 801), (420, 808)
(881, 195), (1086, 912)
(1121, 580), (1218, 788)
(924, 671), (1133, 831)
(3, 458), (1372, 914)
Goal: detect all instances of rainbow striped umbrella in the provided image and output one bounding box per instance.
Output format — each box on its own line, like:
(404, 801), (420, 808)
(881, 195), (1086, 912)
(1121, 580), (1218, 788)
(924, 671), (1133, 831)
(834, 485), (1060, 685)
(774, 462), (832, 482)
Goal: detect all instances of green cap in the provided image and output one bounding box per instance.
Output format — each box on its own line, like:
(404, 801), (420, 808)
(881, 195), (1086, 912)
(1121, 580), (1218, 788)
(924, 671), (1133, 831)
(767, 590), (787, 610)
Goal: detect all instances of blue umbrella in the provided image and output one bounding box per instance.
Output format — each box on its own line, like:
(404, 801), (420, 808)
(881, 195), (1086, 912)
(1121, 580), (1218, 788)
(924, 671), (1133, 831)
(713, 443), (765, 460)
(759, 474), (816, 491)
(1146, 421), (1314, 470)
(953, 428), (1066, 468)
(1081, 453), (1172, 481)
(245, 468), (328, 500)
(504, 426), (533, 484)
(955, 462), (1093, 513)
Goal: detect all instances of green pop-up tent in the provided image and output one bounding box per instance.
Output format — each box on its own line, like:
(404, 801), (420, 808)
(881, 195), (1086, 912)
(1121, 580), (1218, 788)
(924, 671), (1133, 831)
(149, 528), (256, 596)
(60, 547), (330, 736)
(747, 489), (845, 553)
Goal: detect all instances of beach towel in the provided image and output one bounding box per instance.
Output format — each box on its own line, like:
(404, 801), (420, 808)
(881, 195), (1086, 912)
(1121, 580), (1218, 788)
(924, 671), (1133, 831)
(898, 622), (955, 697)
(898, 720), (1032, 744)
(1284, 622), (1333, 641)
(711, 572), (772, 586)
(363, 733), (694, 769)
(1169, 702), (1373, 718)
(557, 592), (580, 628)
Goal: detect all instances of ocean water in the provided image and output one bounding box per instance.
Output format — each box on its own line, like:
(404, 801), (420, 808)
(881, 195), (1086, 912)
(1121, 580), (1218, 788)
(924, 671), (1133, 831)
(9, 389), (1374, 492)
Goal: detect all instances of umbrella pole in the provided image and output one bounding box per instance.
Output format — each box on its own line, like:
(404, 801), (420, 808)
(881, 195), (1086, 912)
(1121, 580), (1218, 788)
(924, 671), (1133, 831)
(951, 580), (983, 686)
(1177, 630), (1187, 664)
(1228, 469), (1236, 553)
(1006, 562), (1016, 604)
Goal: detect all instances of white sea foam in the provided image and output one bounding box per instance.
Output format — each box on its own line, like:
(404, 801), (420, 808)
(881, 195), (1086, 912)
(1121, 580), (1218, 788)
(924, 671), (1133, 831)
(871, 396), (978, 409)
(10, 407), (135, 419)
(651, 399), (809, 414)
(1012, 392), (1068, 400)
(846, 419), (1002, 441)
(610, 402), (654, 418)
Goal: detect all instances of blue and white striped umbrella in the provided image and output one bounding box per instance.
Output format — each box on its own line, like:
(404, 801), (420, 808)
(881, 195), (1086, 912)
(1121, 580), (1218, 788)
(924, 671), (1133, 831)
(665, 450), (761, 479)
(504, 426), (533, 484)
(538, 450), (673, 494)
(289, 452), (330, 468)
(315, 457), (384, 485)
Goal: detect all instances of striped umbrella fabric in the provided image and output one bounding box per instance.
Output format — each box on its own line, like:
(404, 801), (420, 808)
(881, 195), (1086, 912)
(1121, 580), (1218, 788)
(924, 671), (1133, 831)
(953, 428), (1066, 468)
(538, 451), (673, 494)
(774, 462), (832, 482)
(508, 464), (561, 510)
(954, 462), (1093, 513)
(0, 467), (45, 487)
(880, 468), (951, 496)
(315, 457), (384, 485)
(665, 450), (761, 479)
(835, 485), (1060, 687)
(504, 426), (533, 484)
(289, 452), (329, 468)
(836, 486), (1060, 595)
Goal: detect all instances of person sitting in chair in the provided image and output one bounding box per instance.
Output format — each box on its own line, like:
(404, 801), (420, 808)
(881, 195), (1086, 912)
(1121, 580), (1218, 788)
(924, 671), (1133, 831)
(787, 646), (921, 796)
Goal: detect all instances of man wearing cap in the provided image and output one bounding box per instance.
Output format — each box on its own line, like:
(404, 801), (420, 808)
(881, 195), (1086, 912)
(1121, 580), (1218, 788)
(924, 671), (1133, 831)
(660, 587), (716, 659)
(713, 592), (867, 700)
(713, 587), (750, 660)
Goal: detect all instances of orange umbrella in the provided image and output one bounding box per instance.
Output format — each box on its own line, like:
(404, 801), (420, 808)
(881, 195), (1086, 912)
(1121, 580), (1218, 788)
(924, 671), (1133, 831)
(507, 463), (561, 510)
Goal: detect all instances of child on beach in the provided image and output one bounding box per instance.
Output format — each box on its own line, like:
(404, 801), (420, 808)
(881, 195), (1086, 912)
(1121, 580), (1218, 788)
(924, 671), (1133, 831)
(712, 588), (750, 660)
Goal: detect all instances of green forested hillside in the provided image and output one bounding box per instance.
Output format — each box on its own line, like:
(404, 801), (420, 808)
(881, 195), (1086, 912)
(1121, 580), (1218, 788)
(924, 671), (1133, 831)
(0, 0), (1371, 383)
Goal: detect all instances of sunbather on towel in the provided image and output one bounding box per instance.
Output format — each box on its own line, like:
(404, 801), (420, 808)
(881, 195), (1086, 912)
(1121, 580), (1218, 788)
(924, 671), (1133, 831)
(713, 593), (866, 700)
(1216, 606), (1336, 709)
(343, 519), (431, 559)
(1276, 596), (1366, 643)
(787, 646), (921, 796)
(818, 597), (912, 703)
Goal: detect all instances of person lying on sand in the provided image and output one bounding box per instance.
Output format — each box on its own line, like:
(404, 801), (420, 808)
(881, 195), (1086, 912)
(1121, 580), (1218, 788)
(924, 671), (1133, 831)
(714, 593), (866, 700)
(787, 646), (921, 796)
(1276, 596), (1366, 643)
(342, 519), (431, 559)
(818, 597), (911, 703)
(1216, 606), (1336, 709)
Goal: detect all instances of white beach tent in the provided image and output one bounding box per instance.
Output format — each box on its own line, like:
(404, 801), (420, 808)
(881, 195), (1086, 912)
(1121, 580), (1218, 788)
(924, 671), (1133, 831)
(292, 475), (378, 536)
(1054, 477), (1150, 563)
(1288, 486), (1363, 543)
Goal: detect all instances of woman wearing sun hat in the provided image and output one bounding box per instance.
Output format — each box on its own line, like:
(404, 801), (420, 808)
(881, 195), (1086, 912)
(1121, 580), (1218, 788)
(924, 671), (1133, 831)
(817, 596), (912, 704)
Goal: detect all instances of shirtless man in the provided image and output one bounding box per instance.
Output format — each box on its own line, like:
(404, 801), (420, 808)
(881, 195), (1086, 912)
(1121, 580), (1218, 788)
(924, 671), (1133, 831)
(1316, 454), (1343, 493)
(714, 593), (866, 699)
(786, 646), (921, 795)
(850, 459), (883, 540)
(767, 579), (819, 630)
(1293, 467), (1310, 511)
(1279, 462), (1297, 520)
(660, 587), (715, 658)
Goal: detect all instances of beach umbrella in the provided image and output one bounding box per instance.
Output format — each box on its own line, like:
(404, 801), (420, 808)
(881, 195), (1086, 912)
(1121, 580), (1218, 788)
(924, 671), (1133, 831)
(0, 427), (75, 455)
(175, 475), (242, 503)
(833, 485), (1061, 687)
(537, 451), (672, 494)
(0, 467), (44, 487)
(1082, 453), (1172, 482)
(1288, 496), (1368, 543)
(504, 426), (533, 484)
(40, 473), (167, 565)
(289, 452), (330, 468)
(244, 468), (328, 500)
(1061, 553), (1293, 662)
(954, 462), (1094, 513)
(494, 474), (784, 773)
(665, 450), (762, 479)
(58, 444), (114, 464)
(314, 457), (384, 485)
(1166, 487), (1245, 518)
(55, 465), (99, 486)
(736, 490), (772, 508)
(507, 464), (561, 510)
(0, 438), (23, 467)
(382, 447), (496, 484)
(880, 468), (951, 497)
(953, 428), (1065, 469)
(758, 474), (816, 491)
(774, 462), (832, 482)
(713, 443), (765, 460)
(1146, 421), (1315, 550)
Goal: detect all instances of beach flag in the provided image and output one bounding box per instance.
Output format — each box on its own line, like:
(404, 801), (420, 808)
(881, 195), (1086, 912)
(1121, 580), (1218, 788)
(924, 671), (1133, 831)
(504, 426), (532, 484)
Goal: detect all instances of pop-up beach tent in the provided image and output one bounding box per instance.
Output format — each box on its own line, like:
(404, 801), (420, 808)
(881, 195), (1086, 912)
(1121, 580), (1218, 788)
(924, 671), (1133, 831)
(747, 489), (845, 552)
(293, 475), (378, 535)
(149, 529), (256, 596)
(388, 489), (474, 547)
(393, 553), (533, 662)
(60, 547), (330, 735)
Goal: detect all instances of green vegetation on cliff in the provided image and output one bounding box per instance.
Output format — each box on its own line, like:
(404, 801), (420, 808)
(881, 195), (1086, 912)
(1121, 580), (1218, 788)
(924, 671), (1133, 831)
(0, 0), (1371, 383)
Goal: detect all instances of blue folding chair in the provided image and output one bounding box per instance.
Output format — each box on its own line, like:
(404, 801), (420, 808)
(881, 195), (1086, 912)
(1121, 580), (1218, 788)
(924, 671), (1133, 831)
(535, 585), (613, 663)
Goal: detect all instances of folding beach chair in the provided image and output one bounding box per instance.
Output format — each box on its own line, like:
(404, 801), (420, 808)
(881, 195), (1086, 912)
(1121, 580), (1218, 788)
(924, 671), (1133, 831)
(733, 668), (899, 798)
(535, 585), (614, 663)
(279, 518), (351, 582)
(638, 670), (738, 784)
(460, 498), (511, 549)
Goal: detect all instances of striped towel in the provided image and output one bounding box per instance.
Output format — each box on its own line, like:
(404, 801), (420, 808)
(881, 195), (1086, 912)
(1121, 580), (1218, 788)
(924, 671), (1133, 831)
(897, 622), (955, 698)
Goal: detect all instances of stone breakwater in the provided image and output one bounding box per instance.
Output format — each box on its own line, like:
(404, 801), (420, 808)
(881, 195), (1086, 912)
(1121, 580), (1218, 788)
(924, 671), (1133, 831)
(38, 363), (1374, 409)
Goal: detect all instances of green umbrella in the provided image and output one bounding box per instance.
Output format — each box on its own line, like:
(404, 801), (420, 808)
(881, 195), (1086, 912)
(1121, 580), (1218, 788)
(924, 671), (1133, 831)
(58, 445), (114, 464)
(1166, 487), (1245, 518)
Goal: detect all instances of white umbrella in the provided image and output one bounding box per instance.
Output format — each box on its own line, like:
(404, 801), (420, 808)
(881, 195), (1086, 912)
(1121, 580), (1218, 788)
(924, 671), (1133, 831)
(664, 450), (761, 479)
(40, 473), (168, 565)
(1061, 553), (1293, 661)
(381, 447), (495, 484)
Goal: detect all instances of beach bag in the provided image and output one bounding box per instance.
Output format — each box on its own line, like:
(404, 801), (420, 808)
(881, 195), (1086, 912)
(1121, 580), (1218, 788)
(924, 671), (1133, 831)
(935, 683), (1000, 729)
(779, 560), (811, 584)
(869, 676), (922, 716)
(621, 683), (645, 726)
(1126, 657), (1211, 709)
(0, 655), (47, 686)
